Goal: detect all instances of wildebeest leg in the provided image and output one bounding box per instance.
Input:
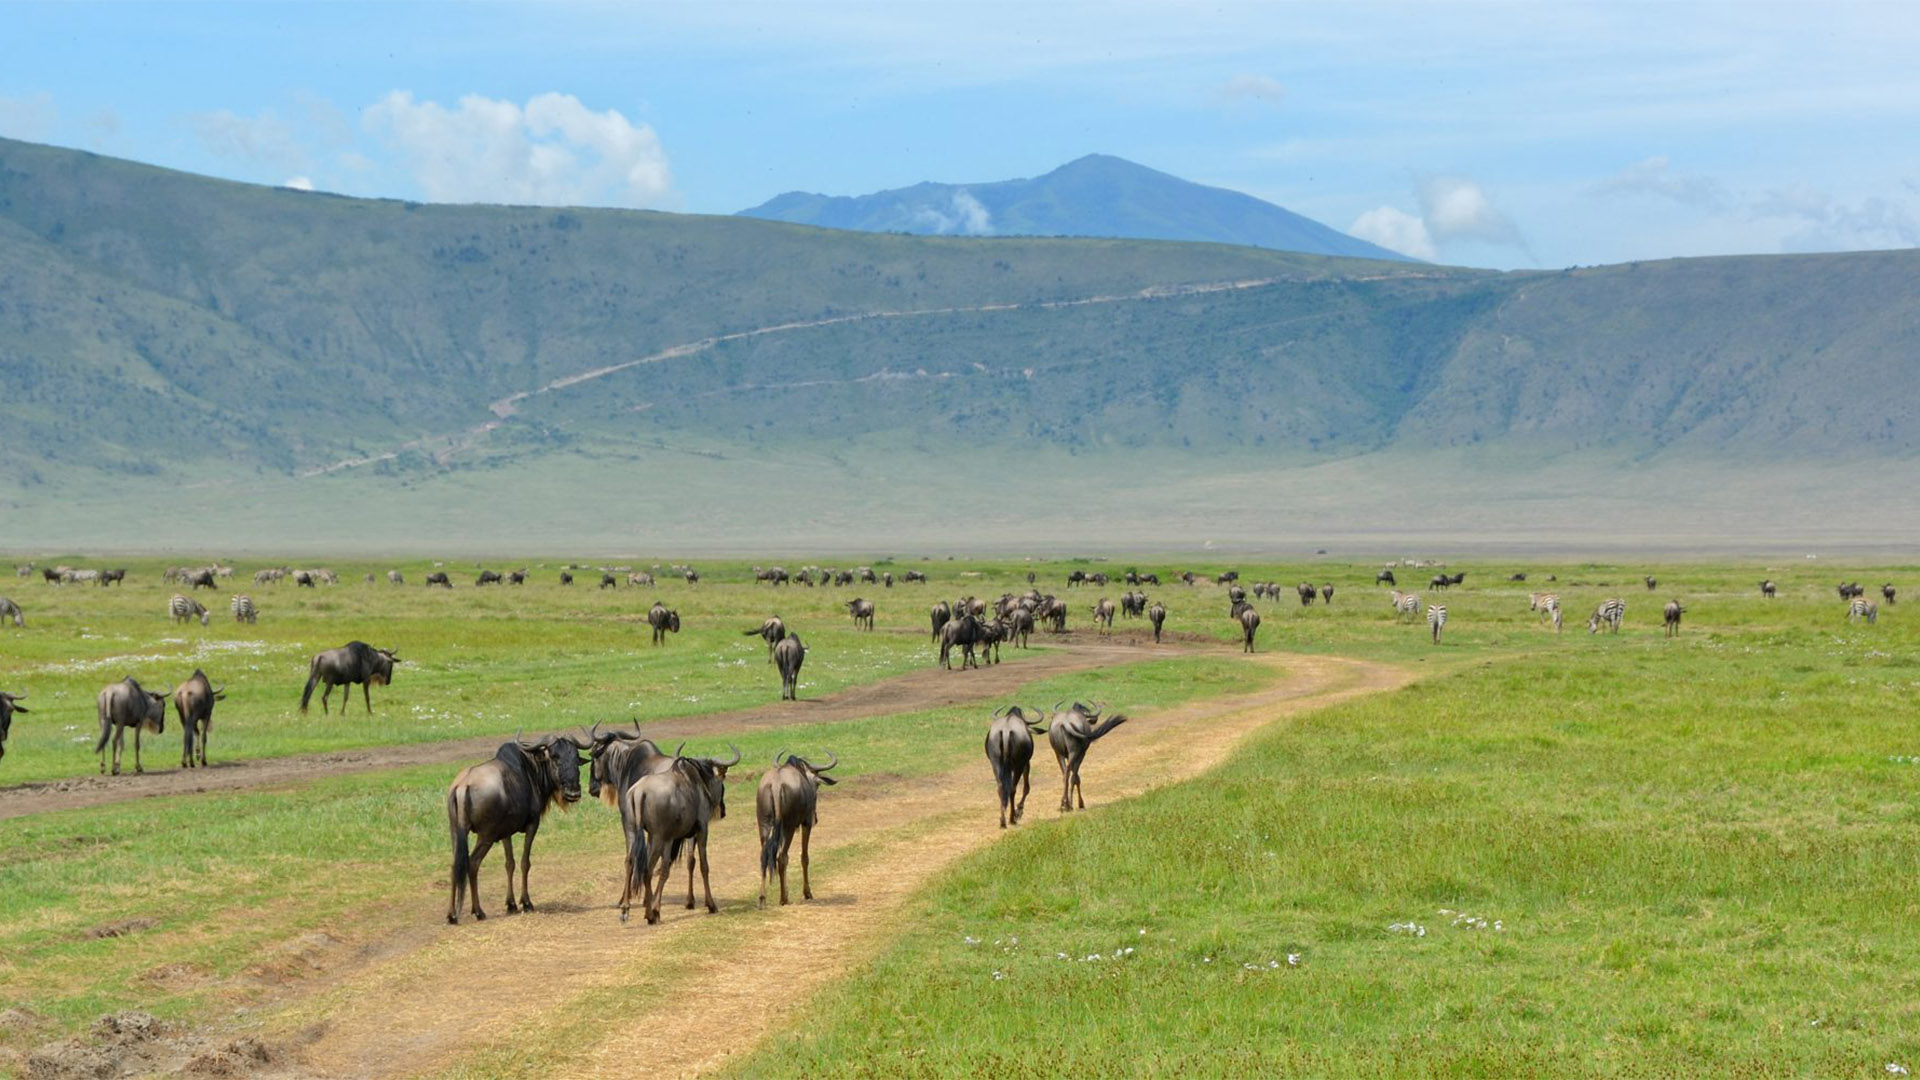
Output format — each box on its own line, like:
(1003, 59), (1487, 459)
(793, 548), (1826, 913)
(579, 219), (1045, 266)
(776, 829), (794, 905)
(1014, 763), (1030, 824)
(647, 844), (674, 924)
(502, 832), (518, 913)
(320, 683), (333, 715)
(685, 840), (699, 909)
(133, 726), (144, 774)
(518, 827), (537, 911)
(1057, 748), (1073, 811)
(799, 821), (813, 901)
(1071, 750), (1088, 809)
(696, 829), (718, 914)
(468, 837), (494, 920)
(199, 719), (209, 767)
(363, 682), (374, 714)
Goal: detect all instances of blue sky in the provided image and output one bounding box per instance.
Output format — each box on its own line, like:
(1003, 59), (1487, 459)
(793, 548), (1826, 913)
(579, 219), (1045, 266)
(2, 1), (1916, 269)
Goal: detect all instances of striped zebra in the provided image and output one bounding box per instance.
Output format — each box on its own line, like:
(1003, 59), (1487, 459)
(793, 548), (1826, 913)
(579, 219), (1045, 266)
(231, 594), (258, 624)
(1390, 590), (1421, 621)
(0, 596), (22, 628)
(1849, 597), (1878, 624)
(169, 594), (210, 627)
(1587, 598), (1625, 634)
(1426, 603), (1448, 643)
(1529, 592), (1562, 630)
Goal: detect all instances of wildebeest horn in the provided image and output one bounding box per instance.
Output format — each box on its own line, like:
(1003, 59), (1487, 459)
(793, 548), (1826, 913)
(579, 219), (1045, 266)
(719, 743), (741, 767)
(672, 741), (686, 760)
(1053, 699), (1066, 712)
(774, 746), (789, 766)
(992, 704), (1007, 718)
(814, 750), (837, 773)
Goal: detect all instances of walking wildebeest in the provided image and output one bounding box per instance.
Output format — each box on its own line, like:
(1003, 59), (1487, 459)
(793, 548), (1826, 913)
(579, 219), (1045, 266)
(1047, 702), (1128, 812)
(1760, 579), (1776, 598)
(939, 614), (988, 670)
(648, 603), (681, 645)
(1007, 606), (1035, 648)
(985, 706), (1047, 828)
(1321, 584), (1335, 604)
(1296, 582), (1317, 606)
(1091, 598), (1116, 632)
(446, 733), (587, 923)
(621, 745), (738, 924)
(774, 634), (806, 700)
(601, 573), (618, 589)
(757, 749), (838, 905)
(1884, 583), (1898, 605)
(1148, 601), (1166, 642)
(96, 676), (170, 775)
(0, 597), (22, 628)
(1230, 600), (1261, 653)
(930, 601), (952, 642)
(425, 572), (452, 588)
(745, 616), (787, 658)
(476, 569), (503, 586)
(99, 568), (126, 587)
(186, 568), (217, 590)
(299, 641), (399, 714)
(173, 669), (225, 768)
(1663, 600), (1683, 637)
(507, 569), (527, 585)
(0, 690), (28, 764)
(559, 571), (573, 586)
(845, 598), (875, 630)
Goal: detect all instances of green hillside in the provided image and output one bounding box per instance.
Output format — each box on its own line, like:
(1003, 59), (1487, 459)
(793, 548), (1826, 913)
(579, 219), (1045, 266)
(1, 136), (1917, 551)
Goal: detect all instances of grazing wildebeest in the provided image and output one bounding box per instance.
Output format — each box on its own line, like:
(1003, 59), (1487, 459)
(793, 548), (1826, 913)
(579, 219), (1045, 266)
(648, 603), (681, 645)
(1066, 570), (1087, 588)
(173, 669), (225, 768)
(1645, 576), (1658, 592)
(446, 733), (587, 923)
(1760, 579), (1776, 598)
(473, 569), (501, 586)
(299, 641), (399, 714)
(683, 568), (699, 585)
(41, 567), (62, 585)
(1429, 574), (1450, 591)
(985, 706), (1047, 828)
(845, 598), (875, 631)
(425, 572), (452, 588)
(1148, 601), (1166, 642)
(1663, 600), (1683, 637)
(1091, 597), (1116, 632)
(187, 568), (217, 590)
(96, 676), (170, 775)
(774, 634), (806, 700)
(230, 594), (257, 624)
(1884, 584), (1898, 605)
(745, 616), (788, 658)
(757, 749), (838, 905)
(0, 597), (22, 628)
(388, 569), (405, 585)
(1047, 702), (1128, 812)
(293, 570), (316, 588)
(507, 569), (528, 585)
(904, 570), (927, 584)
(1229, 600), (1261, 653)
(593, 572), (615, 589)
(169, 594), (210, 626)
(929, 600), (952, 642)
(559, 571), (574, 586)
(99, 568), (126, 587)
(1509, 573), (1528, 582)
(621, 745), (738, 924)
(1321, 584), (1335, 605)
(0, 690), (28, 764)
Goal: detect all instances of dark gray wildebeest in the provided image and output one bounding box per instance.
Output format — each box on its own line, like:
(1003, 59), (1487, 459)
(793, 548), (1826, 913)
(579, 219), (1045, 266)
(476, 569), (503, 586)
(507, 569), (528, 585)
(757, 749), (838, 905)
(96, 676), (171, 775)
(425, 572), (453, 588)
(1091, 598), (1116, 632)
(1884, 583), (1898, 605)
(648, 603), (681, 645)
(299, 641), (399, 714)
(293, 569), (317, 588)
(985, 705), (1048, 828)
(621, 744), (739, 924)
(683, 568), (700, 585)
(774, 634), (806, 701)
(388, 569), (405, 585)
(904, 569), (927, 584)
(187, 567), (217, 590)
(846, 598), (875, 630)
(99, 568), (126, 587)
(0, 690), (27, 764)
(1296, 582), (1317, 606)
(585, 724), (684, 905)
(1148, 602), (1166, 643)
(601, 573), (618, 589)
(559, 571), (574, 586)
(1320, 584), (1335, 605)
(1007, 606), (1035, 648)
(1663, 600), (1684, 637)
(1760, 579), (1776, 598)
(745, 616), (788, 658)
(939, 614), (989, 670)
(0, 597), (22, 628)
(1047, 702), (1128, 812)
(169, 594), (210, 626)
(929, 601), (952, 642)
(1376, 569), (1397, 586)
(1645, 576), (1658, 591)
(1230, 600), (1261, 653)
(446, 733), (587, 923)
(173, 669), (225, 768)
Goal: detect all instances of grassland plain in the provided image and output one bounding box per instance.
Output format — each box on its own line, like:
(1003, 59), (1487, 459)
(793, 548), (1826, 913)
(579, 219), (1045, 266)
(3, 555), (1917, 1077)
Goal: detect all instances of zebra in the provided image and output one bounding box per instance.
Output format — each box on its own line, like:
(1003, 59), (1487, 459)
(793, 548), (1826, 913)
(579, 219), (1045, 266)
(0, 596), (22, 628)
(1390, 591), (1421, 621)
(388, 569), (405, 585)
(1588, 598), (1625, 634)
(230, 594), (258, 624)
(1426, 603), (1447, 643)
(169, 594), (210, 627)
(1530, 592), (1563, 632)
(1849, 597), (1878, 624)
(1663, 600), (1683, 637)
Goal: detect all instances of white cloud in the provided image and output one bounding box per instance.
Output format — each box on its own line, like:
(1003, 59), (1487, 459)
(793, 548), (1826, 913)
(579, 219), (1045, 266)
(1591, 156), (1727, 208)
(1350, 206), (1436, 261)
(192, 108), (308, 172)
(911, 189), (993, 235)
(362, 91), (674, 208)
(283, 176), (315, 191)
(1753, 185), (1920, 252)
(1418, 175), (1523, 246)
(1216, 73), (1286, 109)
(0, 92), (57, 141)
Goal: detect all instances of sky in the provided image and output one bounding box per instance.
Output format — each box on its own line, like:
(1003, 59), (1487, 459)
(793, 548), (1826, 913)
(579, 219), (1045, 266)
(2, 1), (1917, 270)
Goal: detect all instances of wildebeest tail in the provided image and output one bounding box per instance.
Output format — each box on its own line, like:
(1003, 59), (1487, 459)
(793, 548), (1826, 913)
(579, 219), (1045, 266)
(449, 786), (472, 887)
(299, 657), (320, 712)
(760, 786), (785, 878)
(1086, 714), (1129, 742)
(626, 813), (649, 903)
(93, 697), (110, 754)
(987, 732), (1016, 805)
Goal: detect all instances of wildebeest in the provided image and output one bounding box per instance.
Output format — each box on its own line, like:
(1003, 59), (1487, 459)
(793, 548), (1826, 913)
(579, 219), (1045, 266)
(0, 597), (22, 629)
(299, 641), (399, 714)
(1884, 584), (1898, 605)
(0, 690), (28, 764)
(41, 567), (62, 585)
(1148, 601), (1166, 642)
(597, 572), (618, 589)
(648, 603), (681, 645)
(475, 569), (502, 586)
(845, 598), (875, 630)
(173, 669), (225, 768)
(1229, 600), (1261, 653)
(904, 569), (927, 584)
(187, 568), (217, 590)
(99, 568), (126, 587)
(507, 569), (528, 585)
(1007, 606), (1035, 648)
(293, 569), (317, 588)
(882, 571), (894, 588)
(745, 616), (788, 658)
(621, 744), (738, 924)
(446, 733), (587, 923)
(1066, 569), (1087, 588)
(559, 571), (574, 586)
(1047, 702), (1127, 812)
(388, 569), (405, 585)
(96, 676), (170, 775)
(1296, 582), (1317, 606)
(985, 705), (1047, 828)
(230, 594), (258, 624)
(1760, 579), (1776, 598)
(426, 572), (453, 588)
(1645, 576), (1658, 591)
(683, 568), (699, 585)
(774, 634), (807, 700)
(757, 749), (837, 905)
(940, 614), (990, 670)
(1321, 584), (1335, 605)
(169, 594), (210, 626)
(1663, 600), (1683, 637)
(929, 601), (952, 642)
(1091, 597), (1116, 632)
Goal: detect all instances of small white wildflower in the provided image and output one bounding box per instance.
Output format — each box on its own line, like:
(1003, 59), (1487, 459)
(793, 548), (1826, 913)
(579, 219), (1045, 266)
(963, 935), (979, 945)
(992, 971), (1005, 981)
(1886, 1065), (1908, 1076)
(1287, 953), (1300, 966)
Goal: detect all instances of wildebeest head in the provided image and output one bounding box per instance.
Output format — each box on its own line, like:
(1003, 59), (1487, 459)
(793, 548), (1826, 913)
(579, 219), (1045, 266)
(585, 720), (656, 804)
(672, 742), (740, 818)
(0, 691), (26, 760)
(368, 648), (399, 686)
(773, 746), (839, 786)
(517, 732), (586, 808)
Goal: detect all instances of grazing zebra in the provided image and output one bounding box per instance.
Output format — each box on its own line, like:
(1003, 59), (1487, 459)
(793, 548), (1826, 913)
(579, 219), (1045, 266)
(1426, 603), (1447, 643)
(230, 594), (258, 624)
(1663, 600), (1683, 637)
(169, 594), (210, 627)
(0, 596), (22, 628)
(1849, 597), (1878, 624)
(1587, 598), (1625, 635)
(1760, 580), (1776, 599)
(1390, 591), (1421, 621)
(1530, 593), (1562, 632)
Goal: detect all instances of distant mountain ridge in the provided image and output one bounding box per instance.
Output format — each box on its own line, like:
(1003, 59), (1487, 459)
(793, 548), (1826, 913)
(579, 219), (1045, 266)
(737, 153), (1416, 262)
